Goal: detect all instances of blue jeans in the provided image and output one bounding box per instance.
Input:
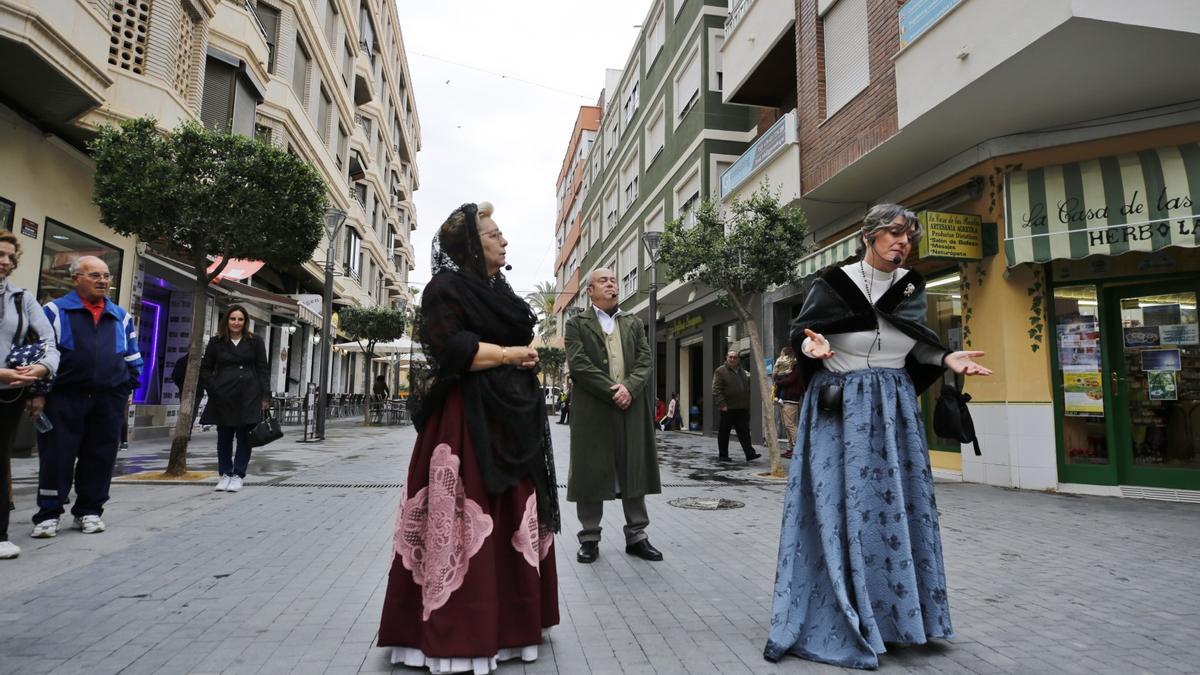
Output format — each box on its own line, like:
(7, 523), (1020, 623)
(216, 425), (253, 478)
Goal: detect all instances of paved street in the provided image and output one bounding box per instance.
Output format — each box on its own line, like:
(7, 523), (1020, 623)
(2, 421), (1199, 674)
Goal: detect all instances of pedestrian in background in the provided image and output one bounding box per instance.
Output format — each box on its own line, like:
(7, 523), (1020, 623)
(31, 256), (141, 539)
(556, 380), (571, 424)
(373, 374), (389, 401)
(659, 392), (679, 431)
(773, 346), (802, 458)
(0, 232), (60, 559)
(171, 353), (205, 438)
(712, 350), (761, 462)
(565, 267), (663, 564)
(200, 304), (269, 493)
(764, 204), (991, 669)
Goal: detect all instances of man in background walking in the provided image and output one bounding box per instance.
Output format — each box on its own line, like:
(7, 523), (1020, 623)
(712, 350), (760, 463)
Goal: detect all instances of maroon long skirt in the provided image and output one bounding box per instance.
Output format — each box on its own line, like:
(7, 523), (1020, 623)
(378, 389), (559, 656)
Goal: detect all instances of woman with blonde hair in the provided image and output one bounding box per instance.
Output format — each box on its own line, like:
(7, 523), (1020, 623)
(0, 232), (59, 559)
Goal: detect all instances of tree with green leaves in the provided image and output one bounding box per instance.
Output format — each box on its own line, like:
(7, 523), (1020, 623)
(90, 117), (328, 476)
(659, 183), (810, 477)
(536, 346), (566, 389)
(339, 305), (406, 425)
(525, 281), (558, 345)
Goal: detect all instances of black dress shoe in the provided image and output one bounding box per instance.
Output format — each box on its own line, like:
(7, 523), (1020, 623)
(717, 456), (733, 462)
(746, 452), (762, 461)
(577, 541), (599, 564)
(625, 539), (663, 561)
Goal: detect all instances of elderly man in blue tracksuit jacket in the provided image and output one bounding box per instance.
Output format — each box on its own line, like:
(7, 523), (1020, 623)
(29, 256), (142, 537)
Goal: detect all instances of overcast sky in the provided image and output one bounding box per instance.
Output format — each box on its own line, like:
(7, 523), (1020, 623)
(393, 1), (652, 300)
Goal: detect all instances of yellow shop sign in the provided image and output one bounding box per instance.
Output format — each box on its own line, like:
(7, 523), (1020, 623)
(918, 211), (983, 261)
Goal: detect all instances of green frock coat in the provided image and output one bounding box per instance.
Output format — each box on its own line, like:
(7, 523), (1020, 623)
(564, 310), (661, 502)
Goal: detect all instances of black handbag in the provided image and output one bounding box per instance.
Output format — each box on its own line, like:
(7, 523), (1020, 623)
(933, 381), (981, 455)
(249, 412), (283, 448)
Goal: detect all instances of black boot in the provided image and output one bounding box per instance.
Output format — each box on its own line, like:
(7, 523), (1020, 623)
(576, 541), (599, 564)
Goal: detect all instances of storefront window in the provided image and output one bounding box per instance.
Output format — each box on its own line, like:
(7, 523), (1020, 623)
(0, 197), (13, 231)
(1119, 291), (1199, 470)
(37, 219), (124, 304)
(1052, 285), (1108, 465)
(924, 270), (963, 451)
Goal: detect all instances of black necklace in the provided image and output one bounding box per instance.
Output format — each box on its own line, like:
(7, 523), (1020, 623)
(860, 257), (896, 368)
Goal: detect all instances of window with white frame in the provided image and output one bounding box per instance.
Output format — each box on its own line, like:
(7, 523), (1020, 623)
(604, 186), (618, 236)
(621, 153), (639, 212)
(674, 0), (686, 21)
(619, 239), (638, 299)
(647, 4), (666, 63)
(645, 103), (665, 164)
(622, 79), (640, 128)
(822, 0), (869, 117)
(605, 119), (618, 159)
(709, 32), (724, 92)
(675, 167), (701, 228)
(713, 160), (732, 198)
(674, 46), (700, 120)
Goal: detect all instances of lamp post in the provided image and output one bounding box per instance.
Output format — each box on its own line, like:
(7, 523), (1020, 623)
(641, 230), (662, 407)
(316, 206), (347, 440)
(395, 297), (408, 399)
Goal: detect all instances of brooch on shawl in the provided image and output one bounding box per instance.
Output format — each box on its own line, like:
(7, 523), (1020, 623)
(903, 283), (915, 297)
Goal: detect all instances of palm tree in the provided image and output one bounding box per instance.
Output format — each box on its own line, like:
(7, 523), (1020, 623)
(525, 281), (558, 345)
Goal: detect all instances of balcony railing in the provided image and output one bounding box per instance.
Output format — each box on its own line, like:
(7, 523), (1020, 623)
(725, 0), (755, 35)
(719, 110), (797, 199)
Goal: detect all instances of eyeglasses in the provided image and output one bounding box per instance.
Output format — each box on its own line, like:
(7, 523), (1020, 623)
(78, 272), (113, 281)
(479, 229), (504, 240)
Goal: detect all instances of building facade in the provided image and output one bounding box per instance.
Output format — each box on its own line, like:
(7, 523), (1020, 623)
(0, 0), (420, 438)
(574, 0), (758, 436)
(721, 0), (1200, 499)
(551, 104), (601, 345)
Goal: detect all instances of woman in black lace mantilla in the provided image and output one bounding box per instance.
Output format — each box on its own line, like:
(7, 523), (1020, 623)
(379, 202), (560, 674)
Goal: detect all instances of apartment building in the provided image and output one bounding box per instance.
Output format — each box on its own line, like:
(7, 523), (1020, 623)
(551, 104), (601, 345)
(0, 0), (420, 438)
(574, 0), (757, 436)
(721, 0), (1200, 500)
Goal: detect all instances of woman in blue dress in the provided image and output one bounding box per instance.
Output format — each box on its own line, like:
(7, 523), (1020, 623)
(764, 204), (992, 669)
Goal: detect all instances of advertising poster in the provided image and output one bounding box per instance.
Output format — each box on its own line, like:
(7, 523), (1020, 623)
(1061, 346), (1101, 369)
(1147, 371), (1178, 401)
(1158, 324), (1199, 346)
(1142, 303), (1181, 327)
(1123, 326), (1161, 348)
(1063, 371), (1104, 415)
(1141, 348), (1182, 372)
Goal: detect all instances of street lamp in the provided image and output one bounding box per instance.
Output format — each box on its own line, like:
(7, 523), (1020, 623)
(316, 206), (347, 439)
(395, 297), (408, 400)
(641, 230), (662, 408)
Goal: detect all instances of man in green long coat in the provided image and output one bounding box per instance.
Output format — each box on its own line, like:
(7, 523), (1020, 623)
(565, 267), (663, 564)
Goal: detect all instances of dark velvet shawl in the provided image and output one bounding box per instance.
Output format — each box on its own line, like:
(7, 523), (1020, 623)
(788, 266), (950, 395)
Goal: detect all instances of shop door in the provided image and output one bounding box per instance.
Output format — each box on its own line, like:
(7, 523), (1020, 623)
(1106, 281), (1200, 490)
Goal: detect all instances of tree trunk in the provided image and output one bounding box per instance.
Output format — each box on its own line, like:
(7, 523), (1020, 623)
(165, 262), (212, 476)
(361, 343), (373, 427)
(729, 292), (784, 478)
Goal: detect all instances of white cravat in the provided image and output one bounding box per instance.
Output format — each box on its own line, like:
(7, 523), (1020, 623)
(593, 305), (623, 335)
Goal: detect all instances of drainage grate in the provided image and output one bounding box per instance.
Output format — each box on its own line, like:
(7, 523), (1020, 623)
(668, 497), (745, 510)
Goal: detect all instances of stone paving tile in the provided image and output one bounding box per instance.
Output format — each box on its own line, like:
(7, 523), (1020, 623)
(2, 424), (1200, 674)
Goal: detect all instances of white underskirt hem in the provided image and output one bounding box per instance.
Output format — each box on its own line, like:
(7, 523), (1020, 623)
(390, 645), (539, 674)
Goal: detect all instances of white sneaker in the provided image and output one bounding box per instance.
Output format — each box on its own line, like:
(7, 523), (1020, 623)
(215, 475), (231, 492)
(74, 515), (105, 534)
(31, 518), (58, 538)
(227, 476), (244, 492)
(0, 541), (19, 559)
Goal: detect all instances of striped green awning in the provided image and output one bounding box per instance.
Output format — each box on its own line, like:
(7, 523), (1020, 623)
(797, 232), (858, 279)
(1004, 143), (1200, 267)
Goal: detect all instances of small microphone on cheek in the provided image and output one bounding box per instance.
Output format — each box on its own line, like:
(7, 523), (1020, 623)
(504, 264), (513, 271)
(891, 256), (901, 265)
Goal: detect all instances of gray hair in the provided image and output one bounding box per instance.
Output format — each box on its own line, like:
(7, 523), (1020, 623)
(586, 266), (614, 288)
(68, 255), (106, 276)
(855, 203), (920, 257)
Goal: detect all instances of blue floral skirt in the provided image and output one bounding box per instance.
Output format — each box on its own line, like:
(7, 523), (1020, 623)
(764, 367), (954, 670)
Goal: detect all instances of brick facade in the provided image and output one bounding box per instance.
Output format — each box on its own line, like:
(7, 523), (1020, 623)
(795, 0), (899, 194)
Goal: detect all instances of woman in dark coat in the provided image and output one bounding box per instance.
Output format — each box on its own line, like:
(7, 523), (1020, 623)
(378, 201), (559, 673)
(200, 304), (269, 493)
